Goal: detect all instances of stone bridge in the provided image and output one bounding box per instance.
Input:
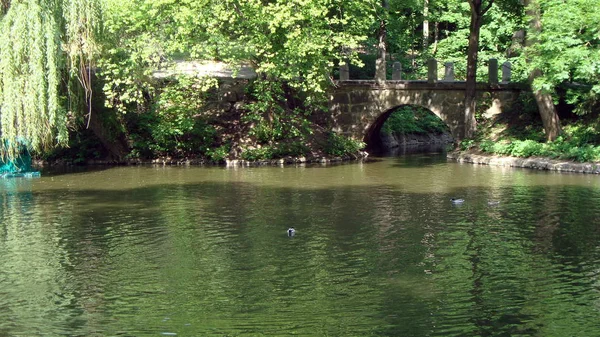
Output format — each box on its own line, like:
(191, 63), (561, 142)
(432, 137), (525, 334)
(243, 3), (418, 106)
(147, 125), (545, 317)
(328, 59), (524, 148)
(153, 59), (526, 149)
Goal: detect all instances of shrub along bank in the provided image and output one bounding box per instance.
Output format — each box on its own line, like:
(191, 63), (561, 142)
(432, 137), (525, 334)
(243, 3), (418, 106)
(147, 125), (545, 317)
(455, 93), (600, 169)
(42, 76), (367, 165)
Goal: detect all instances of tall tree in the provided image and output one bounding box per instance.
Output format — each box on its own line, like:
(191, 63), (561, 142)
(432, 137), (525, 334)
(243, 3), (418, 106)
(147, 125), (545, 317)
(423, 0), (429, 49)
(524, 0), (561, 141)
(463, 0), (494, 139)
(524, 0), (600, 139)
(375, 0), (389, 81)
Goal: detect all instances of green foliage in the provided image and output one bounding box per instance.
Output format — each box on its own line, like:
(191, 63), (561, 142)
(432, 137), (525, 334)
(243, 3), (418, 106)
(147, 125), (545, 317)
(128, 76), (218, 158)
(381, 106), (449, 135)
(459, 138), (476, 151)
(206, 144), (231, 163)
(476, 117), (600, 162)
(426, 0), (526, 81)
(42, 129), (107, 164)
(245, 80), (313, 144)
(324, 132), (365, 157)
(3, 0), (598, 164)
(97, 0), (169, 115)
(180, 0), (375, 99)
(525, 0), (600, 113)
(241, 146), (273, 161)
(272, 142), (310, 158)
(0, 0), (101, 159)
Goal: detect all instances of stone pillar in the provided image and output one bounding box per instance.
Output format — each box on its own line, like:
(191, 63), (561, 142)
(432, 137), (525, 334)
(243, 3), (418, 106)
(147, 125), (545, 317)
(339, 62), (349, 81)
(489, 58), (498, 84)
(443, 62), (454, 81)
(501, 62), (511, 83)
(392, 62), (402, 80)
(427, 58), (437, 83)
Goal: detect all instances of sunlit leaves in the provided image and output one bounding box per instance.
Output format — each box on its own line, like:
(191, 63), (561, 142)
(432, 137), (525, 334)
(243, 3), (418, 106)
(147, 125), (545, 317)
(428, 0), (525, 80)
(0, 0), (100, 159)
(0, 0), (65, 159)
(179, 0), (376, 95)
(526, 0), (600, 112)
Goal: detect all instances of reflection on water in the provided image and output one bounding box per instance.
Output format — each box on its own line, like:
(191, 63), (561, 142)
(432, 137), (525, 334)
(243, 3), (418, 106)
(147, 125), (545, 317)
(370, 143), (451, 157)
(1, 155), (599, 336)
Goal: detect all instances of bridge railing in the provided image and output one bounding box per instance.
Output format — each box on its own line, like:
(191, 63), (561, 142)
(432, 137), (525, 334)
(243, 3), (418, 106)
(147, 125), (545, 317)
(339, 58), (511, 84)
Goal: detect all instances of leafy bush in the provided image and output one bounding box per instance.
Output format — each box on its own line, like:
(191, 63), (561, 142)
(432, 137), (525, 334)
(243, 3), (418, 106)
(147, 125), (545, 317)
(480, 139), (495, 153)
(206, 144), (231, 163)
(324, 132), (365, 157)
(272, 142), (310, 158)
(245, 80), (313, 144)
(241, 147), (273, 161)
(508, 140), (540, 157)
(128, 76), (218, 158)
(473, 134), (600, 163)
(468, 111), (600, 163)
(459, 139), (476, 151)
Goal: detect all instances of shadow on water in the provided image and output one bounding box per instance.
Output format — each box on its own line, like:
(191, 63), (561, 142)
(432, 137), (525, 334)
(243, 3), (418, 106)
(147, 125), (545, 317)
(36, 164), (118, 177)
(370, 143), (453, 168)
(370, 142), (451, 157)
(0, 166), (599, 336)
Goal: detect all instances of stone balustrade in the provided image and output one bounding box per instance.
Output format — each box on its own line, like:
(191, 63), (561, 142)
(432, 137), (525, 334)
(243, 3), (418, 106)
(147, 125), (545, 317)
(339, 58), (512, 84)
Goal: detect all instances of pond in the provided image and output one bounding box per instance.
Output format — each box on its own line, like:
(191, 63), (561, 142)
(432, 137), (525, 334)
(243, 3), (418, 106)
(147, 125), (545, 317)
(0, 153), (599, 336)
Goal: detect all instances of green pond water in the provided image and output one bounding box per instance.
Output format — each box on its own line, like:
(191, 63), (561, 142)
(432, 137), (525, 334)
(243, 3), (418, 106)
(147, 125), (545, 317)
(0, 153), (599, 336)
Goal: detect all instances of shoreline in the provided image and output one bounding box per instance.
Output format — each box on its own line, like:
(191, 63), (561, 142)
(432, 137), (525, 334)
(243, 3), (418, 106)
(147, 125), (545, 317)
(34, 151), (369, 168)
(36, 150), (600, 175)
(447, 150), (600, 174)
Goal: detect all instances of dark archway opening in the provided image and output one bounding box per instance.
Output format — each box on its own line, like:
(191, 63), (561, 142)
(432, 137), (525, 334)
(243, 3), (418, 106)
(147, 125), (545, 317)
(364, 105), (454, 156)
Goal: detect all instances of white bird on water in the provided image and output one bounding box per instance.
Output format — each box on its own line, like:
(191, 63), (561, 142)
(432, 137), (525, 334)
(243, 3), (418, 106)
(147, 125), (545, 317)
(288, 227), (296, 236)
(450, 198), (465, 204)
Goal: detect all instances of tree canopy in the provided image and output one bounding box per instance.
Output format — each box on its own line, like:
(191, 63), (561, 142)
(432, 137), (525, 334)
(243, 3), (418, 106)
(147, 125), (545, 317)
(526, 0), (600, 113)
(0, 0), (599, 159)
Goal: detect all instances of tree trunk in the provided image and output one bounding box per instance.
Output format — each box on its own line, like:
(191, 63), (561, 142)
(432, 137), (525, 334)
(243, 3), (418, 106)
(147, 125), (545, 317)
(86, 109), (130, 161)
(423, 0), (429, 49)
(524, 0), (561, 141)
(531, 70), (561, 140)
(463, 2), (484, 139)
(1, 0), (10, 14)
(375, 20), (387, 81)
(375, 1), (388, 82)
(432, 22), (439, 55)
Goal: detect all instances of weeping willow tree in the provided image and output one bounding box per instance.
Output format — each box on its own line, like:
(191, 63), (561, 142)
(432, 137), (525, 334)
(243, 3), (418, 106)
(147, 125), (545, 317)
(0, 0), (101, 160)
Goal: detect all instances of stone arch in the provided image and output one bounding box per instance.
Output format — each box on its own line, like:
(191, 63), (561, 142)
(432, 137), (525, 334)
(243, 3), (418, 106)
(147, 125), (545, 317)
(328, 81), (522, 145)
(363, 104), (454, 152)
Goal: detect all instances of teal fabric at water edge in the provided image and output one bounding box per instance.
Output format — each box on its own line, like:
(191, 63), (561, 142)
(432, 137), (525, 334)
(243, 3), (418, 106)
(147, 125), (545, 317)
(0, 140), (34, 174)
(0, 152), (33, 173)
(1, 171), (41, 179)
